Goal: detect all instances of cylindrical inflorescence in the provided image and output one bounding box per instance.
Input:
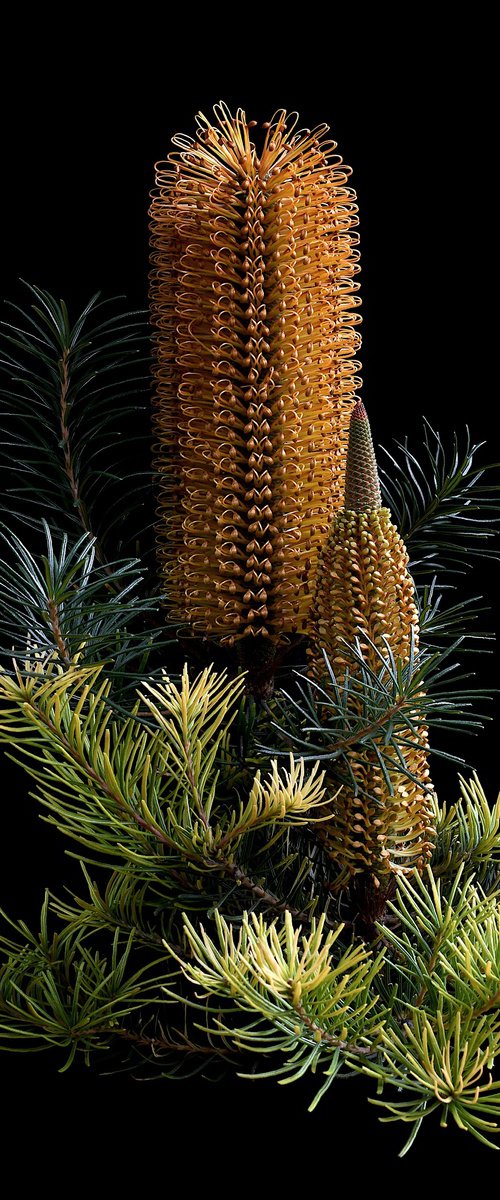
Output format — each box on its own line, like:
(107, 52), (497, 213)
(308, 400), (435, 881)
(150, 102), (362, 645)
(308, 505), (419, 682)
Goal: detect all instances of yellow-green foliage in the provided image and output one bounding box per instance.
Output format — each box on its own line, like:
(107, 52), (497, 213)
(169, 908), (385, 1057)
(0, 653), (326, 868)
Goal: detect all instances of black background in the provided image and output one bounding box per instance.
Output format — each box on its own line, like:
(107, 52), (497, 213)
(0, 20), (497, 1182)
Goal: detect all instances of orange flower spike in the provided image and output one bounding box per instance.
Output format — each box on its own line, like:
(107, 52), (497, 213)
(150, 102), (362, 646)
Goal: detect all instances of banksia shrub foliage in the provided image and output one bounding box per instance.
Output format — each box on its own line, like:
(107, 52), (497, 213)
(150, 102), (361, 646)
(1, 107), (500, 1157)
(308, 401), (435, 884)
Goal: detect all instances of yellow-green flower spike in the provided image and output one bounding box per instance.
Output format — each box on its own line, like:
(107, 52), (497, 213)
(308, 401), (435, 882)
(308, 506), (420, 683)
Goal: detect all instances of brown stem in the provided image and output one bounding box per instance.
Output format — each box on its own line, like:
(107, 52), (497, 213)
(412, 934), (446, 1010)
(224, 861), (338, 929)
(113, 1027), (231, 1057)
(469, 988), (500, 1020)
(46, 598), (71, 665)
(183, 741), (209, 829)
(294, 1003), (375, 1056)
(348, 872), (396, 942)
(237, 636), (278, 700)
(93, 1016), (373, 1062)
(327, 696), (420, 758)
(58, 349), (112, 576)
(65, 1024), (230, 1057)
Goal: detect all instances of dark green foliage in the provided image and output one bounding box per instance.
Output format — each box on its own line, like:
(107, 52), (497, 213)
(377, 421), (500, 659)
(1, 652), (500, 1153)
(0, 282), (153, 565)
(417, 579), (494, 653)
(0, 521), (175, 701)
(0, 891), (173, 1069)
(379, 420), (500, 578)
(1, 287), (500, 1155)
(262, 630), (493, 779)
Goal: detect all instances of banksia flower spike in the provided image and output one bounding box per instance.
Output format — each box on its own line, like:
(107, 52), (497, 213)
(150, 102), (361, 651)
(308, 401), (436, 884)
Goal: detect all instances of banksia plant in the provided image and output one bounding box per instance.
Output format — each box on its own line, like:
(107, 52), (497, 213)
(308, 400), (436, 886)
(2, 104), (500, 1158)
(150, 102), (361, 655)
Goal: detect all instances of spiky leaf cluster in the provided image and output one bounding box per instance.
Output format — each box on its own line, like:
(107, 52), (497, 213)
(0, 642), (499, 1152)
(0, 893), (169, 1068)
(0, 656), (328, 909)
(378, 419), (500, 579)
(170, 908), (386, 1068)
(431, 774), (500, 887)
(0, 522), (174, 701)
(0, 283), (152, 565)
(362, 867), (500, 1151)
(165, 865), (500, 1150)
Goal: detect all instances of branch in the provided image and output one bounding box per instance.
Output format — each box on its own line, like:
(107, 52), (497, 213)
(378, 420), (500, 576)
(295, 1004), (375, 1056)
(224, 860), (336, 927)
(46, 598), (70, 666)
(58, 347), (110, 573)
(114, 1026), (232, 1058)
